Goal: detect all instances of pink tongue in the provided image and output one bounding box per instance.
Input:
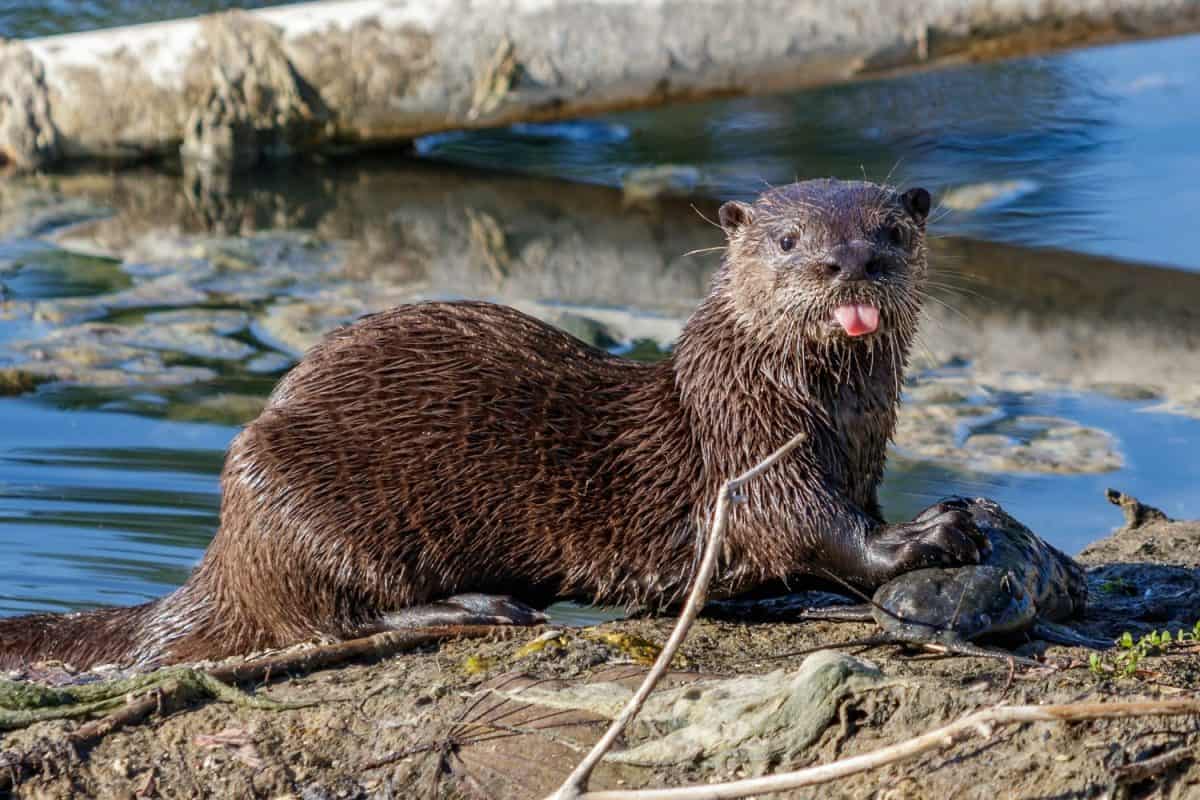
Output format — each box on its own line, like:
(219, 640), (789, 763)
(834, 304), (880, 337)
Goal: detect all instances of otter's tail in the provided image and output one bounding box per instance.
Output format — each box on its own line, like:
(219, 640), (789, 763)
(0, 586), (209, 671)
(0, 603), (159, 671)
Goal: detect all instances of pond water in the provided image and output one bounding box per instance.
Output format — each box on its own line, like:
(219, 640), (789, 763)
(422, 33), (1200, 272)
(0, 26), (1198, 624)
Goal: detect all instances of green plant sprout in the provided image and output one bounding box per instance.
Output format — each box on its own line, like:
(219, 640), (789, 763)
(1089, 620), (1200, 679)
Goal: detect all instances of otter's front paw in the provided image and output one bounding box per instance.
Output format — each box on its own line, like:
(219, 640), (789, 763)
(866, 498), (989, 583)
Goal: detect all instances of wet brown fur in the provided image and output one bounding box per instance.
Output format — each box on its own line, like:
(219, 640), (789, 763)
(0, 179), (945, 670)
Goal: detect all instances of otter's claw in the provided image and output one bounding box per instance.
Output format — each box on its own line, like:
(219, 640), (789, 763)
(913, 496), (972, 522)
(866, 501), (987, 584)
(377, 593), (548, 629)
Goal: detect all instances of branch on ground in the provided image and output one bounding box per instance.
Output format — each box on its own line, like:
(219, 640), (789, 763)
(0, 624), (504, 793)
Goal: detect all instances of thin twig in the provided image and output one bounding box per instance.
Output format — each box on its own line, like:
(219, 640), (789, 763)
(208, 624), (506, 685)
(1111, 742), (1196, 782)
(575, 698), (1200, 800)
(546, 432), (808, 800)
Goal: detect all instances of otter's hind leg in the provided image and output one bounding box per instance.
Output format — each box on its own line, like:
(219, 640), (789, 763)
(373, 593), (548, 630)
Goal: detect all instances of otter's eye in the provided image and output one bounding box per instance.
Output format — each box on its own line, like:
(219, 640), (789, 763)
(886, 225), (907, 247)
(778, 235), (796, 252)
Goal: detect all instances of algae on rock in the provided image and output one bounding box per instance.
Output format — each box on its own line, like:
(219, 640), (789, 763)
(497, 650), (885, 773)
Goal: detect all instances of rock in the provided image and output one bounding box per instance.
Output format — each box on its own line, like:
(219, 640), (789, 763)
(497, 650), (884, 772)
(1080, 493), (1199, 569)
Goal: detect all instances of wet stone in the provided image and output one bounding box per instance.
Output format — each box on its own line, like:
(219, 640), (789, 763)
(2, 274), (212, 326)
(1142, 388), (1200, 420)
(0, 367), (49, 396)
(4, 315), (255, 389)
(621, 164), (704, 202)
(244, 351), (294, 374)
(1088, 382), (1164, 402)
(142, 309), (251, 337)
(938, 179), (1039, 211)
(40, 321), (256, 362)
(15, 360), (217, 388)
(962, 419), (1122, 474)
(257, 298), (374, 357)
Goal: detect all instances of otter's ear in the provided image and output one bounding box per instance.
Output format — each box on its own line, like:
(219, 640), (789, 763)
(718, 200), (755, 237)
(901, 187), (932, 223)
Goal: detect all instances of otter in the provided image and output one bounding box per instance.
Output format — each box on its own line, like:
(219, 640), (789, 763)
(0, 179), (986, 670)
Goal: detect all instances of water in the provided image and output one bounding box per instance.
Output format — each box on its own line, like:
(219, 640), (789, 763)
(421, 34), (1200, 271)
(0, 26), (1199, 621)
(0, 0), (293, 39)
(0, 396), (226, 614)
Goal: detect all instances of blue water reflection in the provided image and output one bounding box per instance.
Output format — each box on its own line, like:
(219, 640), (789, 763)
(421, 35), (1200, 270)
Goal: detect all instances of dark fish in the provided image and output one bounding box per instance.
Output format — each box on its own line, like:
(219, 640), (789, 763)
(810, 497), (1109, 658)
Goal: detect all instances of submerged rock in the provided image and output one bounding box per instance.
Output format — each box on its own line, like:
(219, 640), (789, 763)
(622, 165), (704, 203)
(896, 372), (1123, 474)
(2, 313), (265, 389)
(0, 368), (49, 396)
(256, 297), (375, 357)
(244, 351), (294, 374)
(0, 186), (111, 240)
(961, 417), (1121, 474)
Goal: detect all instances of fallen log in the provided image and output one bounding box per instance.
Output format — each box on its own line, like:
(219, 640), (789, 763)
(2, 0), (1200, 171)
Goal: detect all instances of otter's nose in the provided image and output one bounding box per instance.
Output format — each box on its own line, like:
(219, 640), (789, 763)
(825, 242), (884, 282)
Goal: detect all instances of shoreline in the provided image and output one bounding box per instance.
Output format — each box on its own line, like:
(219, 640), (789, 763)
(1, 492), (1197, 798)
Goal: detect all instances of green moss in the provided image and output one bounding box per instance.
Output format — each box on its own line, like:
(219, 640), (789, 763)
(1097, 577), (1138, 596)
(461, 654), (498, 676)
(584, 630), (688, 667)
(513, 634), (569, 660)
(622, 338), (670, 363)
(0, 667), (296, 731)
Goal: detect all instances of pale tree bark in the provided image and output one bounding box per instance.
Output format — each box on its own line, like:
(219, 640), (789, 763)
(1, 0), (1198, 170)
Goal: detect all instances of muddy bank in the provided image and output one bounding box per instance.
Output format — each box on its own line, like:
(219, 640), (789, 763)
(1, 497), (1197, 799)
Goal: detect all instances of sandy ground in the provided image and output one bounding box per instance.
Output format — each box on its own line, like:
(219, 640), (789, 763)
(0, 497), (1197, 800)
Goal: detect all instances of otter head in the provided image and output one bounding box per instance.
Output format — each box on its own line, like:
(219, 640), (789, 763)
(717, 179), (931, 347)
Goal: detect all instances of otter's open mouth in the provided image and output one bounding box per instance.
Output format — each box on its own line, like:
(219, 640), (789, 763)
(833, 303), (880, 337)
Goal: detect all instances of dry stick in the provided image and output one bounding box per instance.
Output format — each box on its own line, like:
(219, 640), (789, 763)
(576, 698), (1200, 800)
(208, 624), (505, 684)
(1111, 741), (1197, 782)
(547, 432), (809, 800)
